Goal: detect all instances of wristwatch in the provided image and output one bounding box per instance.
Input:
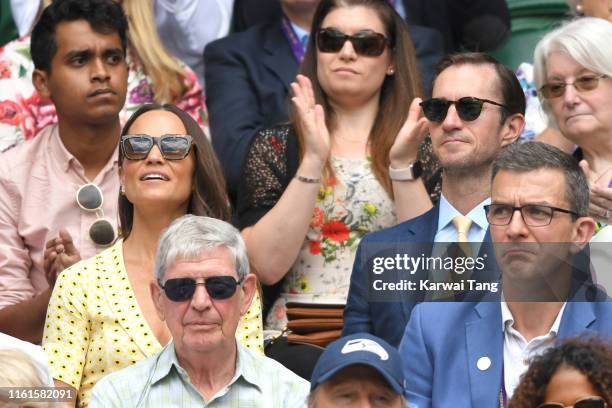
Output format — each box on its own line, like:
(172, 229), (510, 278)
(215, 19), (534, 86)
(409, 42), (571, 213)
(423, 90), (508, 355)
(389, 161), (422, 181)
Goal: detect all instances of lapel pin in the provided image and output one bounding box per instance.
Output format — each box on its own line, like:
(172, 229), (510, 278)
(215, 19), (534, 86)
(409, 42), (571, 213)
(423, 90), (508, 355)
(477, 356), (491, 371)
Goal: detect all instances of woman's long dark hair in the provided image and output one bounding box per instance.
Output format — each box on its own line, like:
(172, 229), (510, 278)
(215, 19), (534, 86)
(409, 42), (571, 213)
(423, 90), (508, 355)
(296, 0), (423, 196)
(118, 104), (231, 238)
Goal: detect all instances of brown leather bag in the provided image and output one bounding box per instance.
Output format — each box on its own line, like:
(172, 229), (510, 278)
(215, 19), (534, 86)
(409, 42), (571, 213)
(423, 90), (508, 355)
(285, 302), (345, 347)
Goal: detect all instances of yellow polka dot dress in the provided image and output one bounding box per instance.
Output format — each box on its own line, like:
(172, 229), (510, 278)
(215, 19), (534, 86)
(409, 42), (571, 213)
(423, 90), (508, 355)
(42, 240), (263, 407)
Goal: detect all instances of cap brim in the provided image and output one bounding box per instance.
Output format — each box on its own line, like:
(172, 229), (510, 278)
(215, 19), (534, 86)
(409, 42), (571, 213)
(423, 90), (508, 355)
(311, 361), (403, 395)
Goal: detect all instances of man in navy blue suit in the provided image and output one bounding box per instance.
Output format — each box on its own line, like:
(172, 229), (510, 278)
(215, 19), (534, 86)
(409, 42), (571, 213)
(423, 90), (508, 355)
(342, 52), (526, 346)
(204, 0), (444, 204)
(399, 141), (611, 408)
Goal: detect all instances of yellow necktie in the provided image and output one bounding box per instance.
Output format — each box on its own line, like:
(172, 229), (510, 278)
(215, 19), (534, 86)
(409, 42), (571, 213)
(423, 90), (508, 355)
(452, 215), (472, 243)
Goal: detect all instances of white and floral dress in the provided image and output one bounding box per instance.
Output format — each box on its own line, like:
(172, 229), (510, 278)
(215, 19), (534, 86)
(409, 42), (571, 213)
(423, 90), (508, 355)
(237, 125), (440, 330)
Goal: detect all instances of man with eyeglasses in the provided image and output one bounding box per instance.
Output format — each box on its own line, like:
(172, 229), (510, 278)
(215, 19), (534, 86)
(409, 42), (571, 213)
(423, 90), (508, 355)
(0, 0), (128, 343)
(90, 215), (309, 407)
(399, 141), (612, 408)
(343, 52), (526, 347)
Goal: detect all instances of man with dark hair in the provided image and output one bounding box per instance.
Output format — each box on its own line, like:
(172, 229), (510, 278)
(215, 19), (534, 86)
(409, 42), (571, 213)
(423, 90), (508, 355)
(0, 0), (128, 343)
(343, 52), (525, 346)
(399, 142), (612, 407)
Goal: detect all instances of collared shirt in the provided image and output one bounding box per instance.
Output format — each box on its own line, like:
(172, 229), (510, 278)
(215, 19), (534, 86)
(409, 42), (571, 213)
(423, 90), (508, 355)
(290, 21), (310, 50)
(501, 301), (566, 399)
(0, 124), (120, 308)
(90, 341), (309, 408)
(434, 194), (490, 243)
(42, 240), (264, 407)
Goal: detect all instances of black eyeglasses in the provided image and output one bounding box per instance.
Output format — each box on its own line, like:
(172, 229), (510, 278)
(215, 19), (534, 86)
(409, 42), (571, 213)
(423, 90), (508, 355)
(539, 74), (608, 99)
(121, 134), (193, 161)
(76, 183), (115, 246)
(317, 27), (390, 57)
(537, 396), (607, 408)
(420, 97), (508, 123)
(484, 204), (580, 227)
(158, 276), (243, 302)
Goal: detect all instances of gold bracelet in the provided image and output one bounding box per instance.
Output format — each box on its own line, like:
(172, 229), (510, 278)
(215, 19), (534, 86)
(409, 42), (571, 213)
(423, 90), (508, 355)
(295, 175), (322, 184)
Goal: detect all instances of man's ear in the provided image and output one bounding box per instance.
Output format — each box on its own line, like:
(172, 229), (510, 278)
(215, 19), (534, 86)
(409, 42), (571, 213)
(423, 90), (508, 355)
(571, 216), (597, 251)
(238, 273), (257, 316)
(32, 69), (51, 98)
(499, 113), (525, 147)
(150, 279), (166, 321)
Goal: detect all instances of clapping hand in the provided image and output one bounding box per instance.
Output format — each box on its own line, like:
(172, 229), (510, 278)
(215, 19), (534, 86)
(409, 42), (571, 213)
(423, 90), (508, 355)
(291, 74), (331, 169)
(388, 98), (429, 168)
(579, 160), (612, 224)
(43, 229), (81, 286)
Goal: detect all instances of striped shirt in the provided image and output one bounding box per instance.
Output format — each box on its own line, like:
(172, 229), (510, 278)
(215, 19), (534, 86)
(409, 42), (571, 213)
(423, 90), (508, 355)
(90, 341), (309, 408)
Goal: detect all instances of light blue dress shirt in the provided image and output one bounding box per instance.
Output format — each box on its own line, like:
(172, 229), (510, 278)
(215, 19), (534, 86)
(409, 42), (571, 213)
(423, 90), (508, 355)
(90, 341), (309, 408)
(434, 194), (490, 243)
(290, 21), (310, 50)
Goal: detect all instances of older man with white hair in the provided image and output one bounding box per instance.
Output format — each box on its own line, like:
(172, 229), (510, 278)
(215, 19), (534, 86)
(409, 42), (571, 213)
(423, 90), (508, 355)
(90, 215), (309, 407)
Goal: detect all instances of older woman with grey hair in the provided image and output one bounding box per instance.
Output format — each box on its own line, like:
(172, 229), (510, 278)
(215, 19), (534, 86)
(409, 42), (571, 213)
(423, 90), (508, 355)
(533, 17), (612, 229)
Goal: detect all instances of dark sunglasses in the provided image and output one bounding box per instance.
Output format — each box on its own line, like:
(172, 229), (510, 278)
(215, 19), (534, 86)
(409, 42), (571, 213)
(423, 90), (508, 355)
(121, 134), (193, 161)
(420, 97), (508, 123)
(537, 396), (607, 408)
(75, 183), (115, 246)
(159, 276), (243, 302)
(317, 27), (390, 57)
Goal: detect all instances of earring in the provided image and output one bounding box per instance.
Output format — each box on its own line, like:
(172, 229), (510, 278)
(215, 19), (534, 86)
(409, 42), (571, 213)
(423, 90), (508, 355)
(575, 3), (584, 14)
(387, 68), (395, 75)
(120, 185), (125, 195)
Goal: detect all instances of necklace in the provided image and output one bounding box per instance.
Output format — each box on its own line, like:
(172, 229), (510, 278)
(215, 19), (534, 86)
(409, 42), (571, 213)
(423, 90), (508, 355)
(334, 133), (369, 143)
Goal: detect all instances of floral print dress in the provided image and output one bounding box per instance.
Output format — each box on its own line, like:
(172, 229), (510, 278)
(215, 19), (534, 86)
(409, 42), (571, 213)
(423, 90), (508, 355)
(265, 156), (396, 330)
(0, 35), (207, 152)
(237, 125), (440, 331)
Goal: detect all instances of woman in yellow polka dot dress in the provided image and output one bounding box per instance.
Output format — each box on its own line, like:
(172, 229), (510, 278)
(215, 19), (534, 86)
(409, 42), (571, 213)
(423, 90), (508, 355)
(42, 104), (264, 407)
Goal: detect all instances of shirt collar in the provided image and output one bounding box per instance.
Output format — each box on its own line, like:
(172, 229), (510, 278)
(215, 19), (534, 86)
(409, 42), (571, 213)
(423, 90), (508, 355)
(289, 21), (310, 48)
(500, 301), (567, 335)
(150, 341), (261, 391)
(47, 124), (77, 172)
(48, 124), (120, 174)
(437, 194), (491, 234)
(150, 341), (180, 385)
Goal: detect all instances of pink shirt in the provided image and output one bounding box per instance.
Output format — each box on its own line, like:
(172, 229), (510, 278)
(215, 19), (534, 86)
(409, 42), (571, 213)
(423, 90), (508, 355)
(0, 124), (120, 308)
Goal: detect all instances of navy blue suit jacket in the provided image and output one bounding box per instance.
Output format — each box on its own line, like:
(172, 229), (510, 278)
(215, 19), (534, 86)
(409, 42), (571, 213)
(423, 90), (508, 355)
(343, 205), (494, 347)
(399, 299), (612, 408)
(204, 21), (443, 202)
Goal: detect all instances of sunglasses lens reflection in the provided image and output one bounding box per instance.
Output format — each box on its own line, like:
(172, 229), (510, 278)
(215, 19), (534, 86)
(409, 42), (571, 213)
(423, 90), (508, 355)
(160, 137), (191, 160)
(123, 136), (153, 160)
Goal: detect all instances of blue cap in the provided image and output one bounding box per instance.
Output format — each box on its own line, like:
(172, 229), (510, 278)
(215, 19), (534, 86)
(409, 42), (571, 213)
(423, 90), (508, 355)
(310, 333), (405, 394)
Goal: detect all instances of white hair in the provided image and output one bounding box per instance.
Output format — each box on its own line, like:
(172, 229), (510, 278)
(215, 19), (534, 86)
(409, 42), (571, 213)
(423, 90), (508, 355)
(155, 215), (249, 282)
(533, 17), (612, 126)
